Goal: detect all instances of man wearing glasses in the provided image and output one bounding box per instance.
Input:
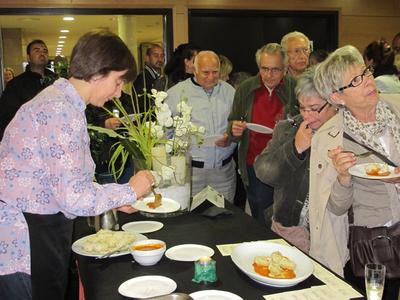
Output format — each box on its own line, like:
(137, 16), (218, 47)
(228, 43), (298, 225)
(281, 31), (311, 79)
(254, 67), (337, 251)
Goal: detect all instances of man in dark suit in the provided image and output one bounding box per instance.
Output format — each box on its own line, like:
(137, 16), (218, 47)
(0, 39), (57, 140)
(133, 43), (164, 113)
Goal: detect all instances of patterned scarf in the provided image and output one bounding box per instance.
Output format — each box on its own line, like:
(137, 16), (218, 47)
(343, 100), (400, 161)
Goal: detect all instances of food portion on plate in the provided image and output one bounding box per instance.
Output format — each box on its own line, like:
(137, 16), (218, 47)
(253, 251), (296, 279)
(231, 241), (313, 287)
(81, 229), (136, 255)
(132, 197), (181, 214)
(364, 163), (391, 176)
(147, 193), (162, 209)
(349, 163), (398, 180)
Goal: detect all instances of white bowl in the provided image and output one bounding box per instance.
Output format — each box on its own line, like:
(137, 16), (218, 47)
(231, 241), (314, 287)
(130, 239), (166, 266)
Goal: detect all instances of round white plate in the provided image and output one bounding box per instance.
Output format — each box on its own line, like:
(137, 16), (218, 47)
(231, 241), (314, 288)
(349, 163), (398, 180)
(122, 221), (164, 234)
(118, 275), (177, 299)
(246, 123), (273, 134)
(203, 134), (224, 147)
(133, 197), (181, 214)
(72, 232), (147, 258)
(190, 290), (243, 300)
(165, 244), (214, 262)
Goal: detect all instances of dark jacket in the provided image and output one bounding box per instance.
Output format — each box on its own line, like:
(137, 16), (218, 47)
(133, 64), (160, 113)
(0, 65), (57, 139)
(254, 114), (309, 228)
(227, 74), (298, 185)
(86, 93), (134, 174)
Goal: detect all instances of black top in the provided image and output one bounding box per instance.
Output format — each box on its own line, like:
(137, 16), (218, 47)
(0, 65), (57, 139)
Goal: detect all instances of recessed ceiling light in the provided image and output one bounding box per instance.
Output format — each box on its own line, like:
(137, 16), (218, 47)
(56, 48), (62, 51)
(60, 29), (70, 33)
(57, 45), (64, 48)
(58, 40), (65, 44)
(63, 16), (74, 21)
(59, 36), (67, 39)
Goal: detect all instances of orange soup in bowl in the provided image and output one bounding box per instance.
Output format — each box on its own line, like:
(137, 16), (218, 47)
(132, 243), (164, 251)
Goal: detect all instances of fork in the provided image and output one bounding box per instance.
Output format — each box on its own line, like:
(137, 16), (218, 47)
(343, 150), (373, 158)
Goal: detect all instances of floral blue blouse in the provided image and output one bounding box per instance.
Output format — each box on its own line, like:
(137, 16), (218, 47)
(0, 78), (136, 275)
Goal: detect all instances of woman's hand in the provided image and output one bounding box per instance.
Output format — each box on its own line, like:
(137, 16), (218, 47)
(116, 205), (138, 214)
(383, 166), (400, 183)
(231, 120), (247, 137)
(328, 146), (356, 187)
(105, 117), (121, 129)
(294, 120), (313, 154)
(128, 170), (154, 199)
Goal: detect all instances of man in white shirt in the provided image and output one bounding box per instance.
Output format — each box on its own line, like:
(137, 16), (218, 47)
(166, 51), (237, 202)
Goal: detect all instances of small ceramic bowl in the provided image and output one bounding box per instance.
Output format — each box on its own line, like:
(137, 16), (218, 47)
(130, 239), (166, 266)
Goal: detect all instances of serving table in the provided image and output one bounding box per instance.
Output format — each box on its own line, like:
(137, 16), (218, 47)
(73, 204), (364, 300)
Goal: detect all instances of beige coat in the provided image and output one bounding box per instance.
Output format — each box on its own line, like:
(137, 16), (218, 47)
(309, 95), (400, 277)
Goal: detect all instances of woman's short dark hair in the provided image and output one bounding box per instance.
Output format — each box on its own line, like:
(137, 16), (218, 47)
(164, 43), (201, 83)
(363, 40), (397, 77)
(69, 30), (136, 82)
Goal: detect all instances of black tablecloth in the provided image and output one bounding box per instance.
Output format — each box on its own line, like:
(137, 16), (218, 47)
(73, 204), (359, 300)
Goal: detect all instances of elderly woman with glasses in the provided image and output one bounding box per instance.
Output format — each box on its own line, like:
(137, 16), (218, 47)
(310, 45), (400, 298)
(254, 66), (337, 252)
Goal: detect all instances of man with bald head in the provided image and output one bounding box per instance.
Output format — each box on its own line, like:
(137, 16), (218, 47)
(166, 50), (237, 202)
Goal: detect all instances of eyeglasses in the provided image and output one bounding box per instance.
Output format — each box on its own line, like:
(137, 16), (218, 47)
(259, 67), (283, 74)
(298, 101), (329, 114)
(333, 65), (374, 93)
(288, 48), (310, 56)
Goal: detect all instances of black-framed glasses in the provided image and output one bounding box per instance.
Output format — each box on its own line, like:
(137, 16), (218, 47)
(333, 65), (374, 93)
(298, 101), (329, 114)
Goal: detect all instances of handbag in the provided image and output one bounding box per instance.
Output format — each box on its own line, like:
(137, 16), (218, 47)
(344, 132), (400, 278)
(348, 221), (400, 278)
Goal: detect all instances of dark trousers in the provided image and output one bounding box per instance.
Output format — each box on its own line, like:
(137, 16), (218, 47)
(23, 212), (74, 300)
(0, 272), (32, 300)
(246, 165), (274, 225)
(344, 261), (400, 300)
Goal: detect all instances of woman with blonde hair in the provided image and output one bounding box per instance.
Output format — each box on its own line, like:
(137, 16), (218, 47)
(310, 45), (400, 299)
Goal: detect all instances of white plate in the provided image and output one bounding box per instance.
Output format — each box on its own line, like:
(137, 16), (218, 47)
(122, 221), (164, 234)
(72, 232), (147, 258)
(203, 135), (224, 147)
(246, 123), (273, 134)
(231, 241), (314, 288)
(118, 275), (177, 299)
(349, 163), (399, 180)
(190, 290), (243, 300)
(165, 244), (215, 262)
(133, 197), (181, 214)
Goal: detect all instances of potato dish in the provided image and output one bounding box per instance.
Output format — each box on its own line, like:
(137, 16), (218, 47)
(82, 229), (136, 254)
(365, 163), (390, 176)
(253, 251), (296, 279)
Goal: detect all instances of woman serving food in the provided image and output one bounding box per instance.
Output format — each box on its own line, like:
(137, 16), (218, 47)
(0, 30), (154, 300)
(309, 45), (400, 299)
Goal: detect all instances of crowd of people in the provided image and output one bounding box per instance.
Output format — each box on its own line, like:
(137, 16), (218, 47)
(0, 28), (400, 300)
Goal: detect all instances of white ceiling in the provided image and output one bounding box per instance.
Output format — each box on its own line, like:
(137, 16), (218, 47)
(0, 14), (164, 58)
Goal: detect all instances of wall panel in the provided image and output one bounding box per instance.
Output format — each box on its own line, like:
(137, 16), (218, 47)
(0, 0), (398, 51)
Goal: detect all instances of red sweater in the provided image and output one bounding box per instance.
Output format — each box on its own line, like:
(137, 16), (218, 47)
(246, 82), (283, 165)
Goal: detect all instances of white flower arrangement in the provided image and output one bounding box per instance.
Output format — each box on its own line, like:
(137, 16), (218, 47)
(88, 87), (204, 182)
